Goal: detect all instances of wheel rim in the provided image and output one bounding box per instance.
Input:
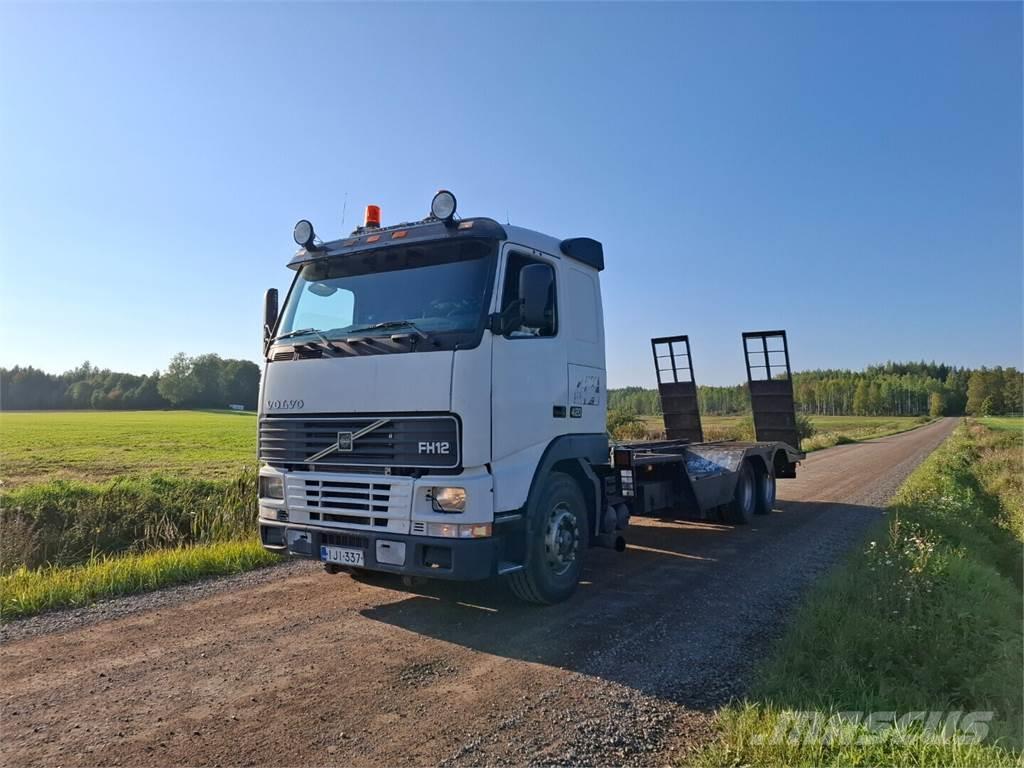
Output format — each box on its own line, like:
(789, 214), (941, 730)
(544, 502), (579, 577)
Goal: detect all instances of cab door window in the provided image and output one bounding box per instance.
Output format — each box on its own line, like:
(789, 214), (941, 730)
(500, 253), (557, 338)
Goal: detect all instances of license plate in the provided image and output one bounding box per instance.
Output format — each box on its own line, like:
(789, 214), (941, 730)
(320, 545), (365, 566)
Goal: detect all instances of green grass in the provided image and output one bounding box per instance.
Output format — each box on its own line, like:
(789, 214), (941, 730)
(638, 414), (931, 451)
(1, 470), (258, 571)
(696, 422), (1023, 766)
(0, 410), (256, 488)
(980, 415), (1024, 433)
(0, 410), (281, 619)
(2, 411), (932, 489)
(0, 540), (277, 620)
(803, 415), (931, 432)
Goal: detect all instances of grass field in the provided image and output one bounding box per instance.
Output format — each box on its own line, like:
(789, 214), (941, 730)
(1, 540), (276, 620)
(0, 411), (933, 491)
(0, 411), (265, 616)
(638, 414), (931, 450)
(980, 415), (1024, 432)
(696, 421), (1023, 765)
(0, 408), (950, 619)
(640, 414), (927, 431)
(0, 410), (256, 488)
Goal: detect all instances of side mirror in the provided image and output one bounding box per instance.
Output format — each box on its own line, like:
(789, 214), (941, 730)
(518, 264), (553, 331)
(263, 288), (279, 350)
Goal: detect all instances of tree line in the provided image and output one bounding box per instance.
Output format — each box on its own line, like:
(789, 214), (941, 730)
(0, 354), (260, 411)
(609, 362), (1023, 418)
(3, 355), (1020, 417)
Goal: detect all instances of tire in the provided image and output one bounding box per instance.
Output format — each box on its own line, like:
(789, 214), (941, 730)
(722, 460), (757, 525)
(754, 463), (776, 516)
(508, 472), (588, 605)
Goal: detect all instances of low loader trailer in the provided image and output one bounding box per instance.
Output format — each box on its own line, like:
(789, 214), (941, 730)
(258, 191), (805, 604)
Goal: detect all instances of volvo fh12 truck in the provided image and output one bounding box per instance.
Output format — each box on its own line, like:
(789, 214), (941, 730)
(258, 190), (804, 604)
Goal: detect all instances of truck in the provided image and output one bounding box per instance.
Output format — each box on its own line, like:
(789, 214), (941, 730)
(257, 190), (805, 604)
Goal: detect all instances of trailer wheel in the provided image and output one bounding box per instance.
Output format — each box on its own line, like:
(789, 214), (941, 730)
(722, 460), (756, 525)
(508, 472), (588, 605)
(755, 464), (776, 515)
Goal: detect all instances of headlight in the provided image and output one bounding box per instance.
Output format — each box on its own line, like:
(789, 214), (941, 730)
(259, 475), (285, 500)
(430, 190), (457, 221)
(430, 486), (467, 513)
(293, 219), (315, 248)
(426, 523), (492, 539)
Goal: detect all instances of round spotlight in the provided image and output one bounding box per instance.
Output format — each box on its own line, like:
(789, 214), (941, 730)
(293, 219), (315, 248)
(431, 190), (457, 221)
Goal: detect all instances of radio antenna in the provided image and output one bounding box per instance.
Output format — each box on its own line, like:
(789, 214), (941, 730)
(341, 192), (348, 229)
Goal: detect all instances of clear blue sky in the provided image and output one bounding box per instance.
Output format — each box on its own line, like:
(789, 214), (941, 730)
(1, 2), (1020, 387)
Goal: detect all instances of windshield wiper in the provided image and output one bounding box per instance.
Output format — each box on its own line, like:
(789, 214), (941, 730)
(343, 320), (429, 339)
(273, 327), (342, 356)
(273, 327), (321, 342)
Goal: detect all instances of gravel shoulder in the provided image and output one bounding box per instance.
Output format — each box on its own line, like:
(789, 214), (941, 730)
(0, 561), (317, 645)
(0, 418), (958, 768)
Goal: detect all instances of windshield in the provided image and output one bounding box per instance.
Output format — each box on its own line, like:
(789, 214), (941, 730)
(276, 239), (495, 346)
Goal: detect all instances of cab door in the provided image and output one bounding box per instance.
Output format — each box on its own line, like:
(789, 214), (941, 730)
(490, 244), (569, 511)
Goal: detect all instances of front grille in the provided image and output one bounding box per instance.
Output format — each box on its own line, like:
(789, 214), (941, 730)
(285, 473), (413, 532)
(259, 414), (460, 471)
(305, 478), (391, 511)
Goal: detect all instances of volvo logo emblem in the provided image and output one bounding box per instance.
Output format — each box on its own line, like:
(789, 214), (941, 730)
(306, 419), (389, 463)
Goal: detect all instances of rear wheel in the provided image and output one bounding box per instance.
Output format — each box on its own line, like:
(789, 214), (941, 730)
(508, 472), (588, 605)
(755, 464), (776, 515)
(722, 460), (756, 524)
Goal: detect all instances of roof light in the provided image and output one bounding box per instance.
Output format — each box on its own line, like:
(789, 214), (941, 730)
(364, 205), (381, 228)
(431, 190), (457, 222)
(293, 219), (316, 248)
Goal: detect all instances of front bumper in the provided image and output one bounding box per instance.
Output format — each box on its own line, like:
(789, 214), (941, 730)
(260, 520), (501, 581)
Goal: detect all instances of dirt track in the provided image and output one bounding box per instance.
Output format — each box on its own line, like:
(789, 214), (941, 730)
(0, 418), (958, 768)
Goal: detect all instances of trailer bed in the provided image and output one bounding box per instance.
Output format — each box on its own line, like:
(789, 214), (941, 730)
(613, 438), (803, 518)
(613, 330), (806, 520)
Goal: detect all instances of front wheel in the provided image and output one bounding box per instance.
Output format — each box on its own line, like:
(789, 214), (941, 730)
(508, 472), (588, 605)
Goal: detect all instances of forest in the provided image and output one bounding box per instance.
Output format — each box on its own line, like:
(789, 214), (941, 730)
(0, 354), (260, 411)
(2, 357), (1020, 418)
(608, 362), (1023, 418)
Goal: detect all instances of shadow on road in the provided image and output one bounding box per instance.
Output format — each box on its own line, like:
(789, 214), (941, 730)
(356, 498), (885, 706)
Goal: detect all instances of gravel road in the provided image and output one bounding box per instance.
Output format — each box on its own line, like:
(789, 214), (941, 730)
(0, 417), (957, 768)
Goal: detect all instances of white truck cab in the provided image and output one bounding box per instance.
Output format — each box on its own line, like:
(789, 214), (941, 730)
(259, 191), (803, 604)
(259, 191), (614, 603)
